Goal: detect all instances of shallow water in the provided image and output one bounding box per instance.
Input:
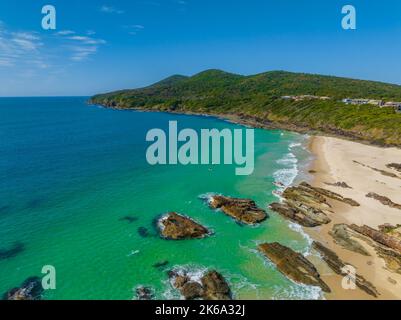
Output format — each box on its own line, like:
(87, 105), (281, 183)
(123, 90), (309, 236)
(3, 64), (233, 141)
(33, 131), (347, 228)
(0, 97), (318, 300)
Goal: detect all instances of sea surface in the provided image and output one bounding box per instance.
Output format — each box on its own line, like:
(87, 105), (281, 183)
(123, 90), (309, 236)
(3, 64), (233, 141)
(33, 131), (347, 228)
(0, 97), (318, 300)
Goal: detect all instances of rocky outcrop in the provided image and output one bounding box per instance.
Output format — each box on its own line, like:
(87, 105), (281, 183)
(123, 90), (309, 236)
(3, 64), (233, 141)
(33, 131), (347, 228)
(366, 193), (401, 210)
(168, 269), (231, 300)
(201, 271), (232, 300)
(378, 224), (401, 240)
(375, 246), (401, 275)
(209, 195), (268, 225)
(348, 224), (401, 253)
(346, 224), (401, 274)
(325, 182), (352, 189)
(300, 182), (359, 207)
(329, 224), (370, 256)
(158, 212), (210, 240)
(269, 202), (330, 227)
(3, 277), (43, 300)
(312, 242), (379, 297)
(269, 182), (360, 228)
(386, 163), (401, 173)
(354, 160), (400, 179)
(135, 286), (155, 300)
(258, 242), (331, 292)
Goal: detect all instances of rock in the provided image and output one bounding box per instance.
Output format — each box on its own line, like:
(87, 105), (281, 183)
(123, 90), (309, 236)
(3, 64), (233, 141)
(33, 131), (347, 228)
(174, 274), (190, 289)
(386, 163), (401, 173)
(119, 216), (138, 223)
(270, 182), (360, 228)
(258, 242), (331, 293)
(375, 246), (401, 274)
(168, 268), (231, 300)
(269, 202), (331, 227)
(282, 183), (331, 209)
(329, 224), (370, 256)
(138, 227), (150, 238)
(269, 182), (332, 227)
(209, 195), (268, 225)
(325, 182), (352, 189)
(181, 282), (204, 300)
(135, 286), (154, 300)
(354, 160), (400, 179)
(366, 193), (401, 210)
(299, 182), (359, 207)
(201, 271), (232, 300)
(312, 242), (379, 297)
(348, 224), (401, 253)
(0, 242), (25, 261)
(3, 277), (43, 300)
(387, 277), (397, 285)
(158, 212), (210, 240)
(153, 260), (169, 269)
(378, 224), (401, 240)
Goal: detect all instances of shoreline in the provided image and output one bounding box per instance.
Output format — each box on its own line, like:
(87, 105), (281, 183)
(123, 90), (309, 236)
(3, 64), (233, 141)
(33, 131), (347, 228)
(305, 135), (401, 300)
(93, 103), (401, 300)
(89, 102), (401, 149)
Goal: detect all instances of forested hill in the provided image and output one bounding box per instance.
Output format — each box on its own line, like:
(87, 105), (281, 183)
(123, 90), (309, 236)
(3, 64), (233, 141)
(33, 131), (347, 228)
(90, 70), (401, 146)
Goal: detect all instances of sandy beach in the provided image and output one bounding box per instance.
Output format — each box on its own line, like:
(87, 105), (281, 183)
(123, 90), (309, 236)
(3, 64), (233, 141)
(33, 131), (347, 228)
(307, 136), (401, 300)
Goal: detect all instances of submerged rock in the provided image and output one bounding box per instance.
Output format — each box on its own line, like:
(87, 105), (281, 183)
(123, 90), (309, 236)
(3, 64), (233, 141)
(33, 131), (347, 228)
(329, 224), (370, 256)
(153, 260), (169, 269)
(209, 195), (268, 225)
(168, 268), (231, 300)
(119, 216), (138, 223)
(366, 193), (401, 210)
(135, 286), (154, 300)
(158, 212), (209, 240)
(312, 242), (379, 297)
(3, 277), (43, 300)
(258, 242), (331, 293)
(138, 227), (150, 238)
(0, 242), (25, 261)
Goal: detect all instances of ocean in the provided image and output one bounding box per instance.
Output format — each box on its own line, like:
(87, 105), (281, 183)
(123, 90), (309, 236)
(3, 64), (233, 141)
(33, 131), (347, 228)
(0, 97), (319, 300)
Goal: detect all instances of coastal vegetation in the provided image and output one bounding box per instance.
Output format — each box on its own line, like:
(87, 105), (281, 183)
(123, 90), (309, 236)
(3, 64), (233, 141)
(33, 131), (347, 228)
(90, 70), (401, 146)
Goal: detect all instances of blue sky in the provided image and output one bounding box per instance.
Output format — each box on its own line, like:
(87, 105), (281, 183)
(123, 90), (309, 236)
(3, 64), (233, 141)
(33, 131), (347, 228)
(1, 0), (401, 96)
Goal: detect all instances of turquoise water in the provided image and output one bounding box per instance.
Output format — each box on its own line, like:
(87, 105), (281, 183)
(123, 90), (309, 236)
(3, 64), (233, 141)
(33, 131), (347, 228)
(0, 97), (317, 300)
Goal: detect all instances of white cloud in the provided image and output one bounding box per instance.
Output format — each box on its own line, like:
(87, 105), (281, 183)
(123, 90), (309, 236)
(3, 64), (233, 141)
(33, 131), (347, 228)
(0, 30), (44, 67)
(56, 30), (75, 36)
(100, 5), (124, 14)
(64, 35), (106, 61)
(69, 46), (99, 61)
(123, 25), (145, 36)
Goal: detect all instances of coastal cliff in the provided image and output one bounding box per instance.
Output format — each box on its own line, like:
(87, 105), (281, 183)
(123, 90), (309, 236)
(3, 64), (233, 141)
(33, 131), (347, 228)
(89, 70), (401, 147)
